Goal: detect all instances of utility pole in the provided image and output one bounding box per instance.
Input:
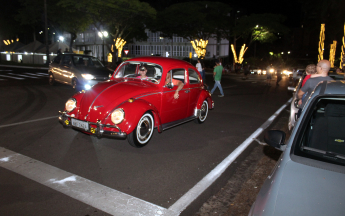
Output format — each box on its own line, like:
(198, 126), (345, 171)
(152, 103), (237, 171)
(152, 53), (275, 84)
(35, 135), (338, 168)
(44, 0), (50, 65)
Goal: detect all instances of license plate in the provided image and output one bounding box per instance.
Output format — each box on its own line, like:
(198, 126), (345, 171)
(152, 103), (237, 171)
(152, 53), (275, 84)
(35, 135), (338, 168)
(71, 119), (89, 131)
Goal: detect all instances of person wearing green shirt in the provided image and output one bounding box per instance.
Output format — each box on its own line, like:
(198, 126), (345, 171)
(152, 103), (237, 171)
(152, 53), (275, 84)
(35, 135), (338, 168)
(210, 60), (224, 97)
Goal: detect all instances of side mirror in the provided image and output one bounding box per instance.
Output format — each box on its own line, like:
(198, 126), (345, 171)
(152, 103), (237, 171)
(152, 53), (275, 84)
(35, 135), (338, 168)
(264, 130), (286, 151)
(165, 82), (174, 89)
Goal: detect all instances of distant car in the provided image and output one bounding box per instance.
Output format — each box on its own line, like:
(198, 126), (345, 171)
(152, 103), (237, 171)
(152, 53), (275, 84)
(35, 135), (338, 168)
(250, 68), (266, 75)
(58, 56), (214, 147)
(249, 80), (345, 216)
(49, 54), (112, 91)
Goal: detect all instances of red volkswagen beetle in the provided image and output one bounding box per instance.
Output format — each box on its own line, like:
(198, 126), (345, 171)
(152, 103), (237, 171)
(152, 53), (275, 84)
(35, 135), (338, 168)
(59, 56), (214, 147)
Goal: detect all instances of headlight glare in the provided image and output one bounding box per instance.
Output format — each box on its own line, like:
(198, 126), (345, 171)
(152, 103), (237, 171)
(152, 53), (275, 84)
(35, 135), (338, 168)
(111, 108), (125, 124)
(81, 74), (95, 80)
(65, 98), (77, 112)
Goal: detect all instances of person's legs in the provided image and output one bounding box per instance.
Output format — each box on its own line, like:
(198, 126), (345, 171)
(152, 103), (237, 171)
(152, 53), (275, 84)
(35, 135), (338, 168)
(210, 82), (218, 94)
(217, 81), (224, 95)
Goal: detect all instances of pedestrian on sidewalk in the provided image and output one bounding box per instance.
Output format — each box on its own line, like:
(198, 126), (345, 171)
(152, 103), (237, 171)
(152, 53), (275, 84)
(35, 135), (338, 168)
(210, 60), (224, 97)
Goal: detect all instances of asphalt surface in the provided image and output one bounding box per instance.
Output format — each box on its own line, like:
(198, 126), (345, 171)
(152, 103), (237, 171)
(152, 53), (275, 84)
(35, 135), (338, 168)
(0, 65), (292, 215)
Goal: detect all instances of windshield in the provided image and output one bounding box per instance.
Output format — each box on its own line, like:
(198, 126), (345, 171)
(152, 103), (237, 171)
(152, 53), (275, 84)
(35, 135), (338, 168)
(294, 98), (345, 166)
(73, 56), (104, 67)
(114, 62), (163, 83)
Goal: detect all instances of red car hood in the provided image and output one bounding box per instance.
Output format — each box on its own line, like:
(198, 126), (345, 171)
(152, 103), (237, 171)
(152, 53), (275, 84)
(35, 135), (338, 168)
(76, 79), (158, 122)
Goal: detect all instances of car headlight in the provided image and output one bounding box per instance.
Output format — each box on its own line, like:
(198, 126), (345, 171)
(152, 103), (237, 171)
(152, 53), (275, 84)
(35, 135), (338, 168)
(269, 69), (274, 73)
(65, 98), (77, 112)
(111, 108), (125, 124)
(81, 74), (95, 80)
(258, 70), (261, 72)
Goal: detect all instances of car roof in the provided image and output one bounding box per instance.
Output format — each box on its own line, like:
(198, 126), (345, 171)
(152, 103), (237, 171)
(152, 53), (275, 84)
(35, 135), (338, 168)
(125, 56), (194, 69)
(314, 80), (345, 95)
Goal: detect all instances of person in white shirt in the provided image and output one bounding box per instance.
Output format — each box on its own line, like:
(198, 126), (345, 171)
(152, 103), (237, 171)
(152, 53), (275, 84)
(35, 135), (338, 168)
(196, 59), (203, 80)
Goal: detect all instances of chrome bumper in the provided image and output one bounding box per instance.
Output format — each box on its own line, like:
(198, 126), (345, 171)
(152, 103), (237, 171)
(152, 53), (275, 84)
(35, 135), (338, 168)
(58, 111), (127, 139)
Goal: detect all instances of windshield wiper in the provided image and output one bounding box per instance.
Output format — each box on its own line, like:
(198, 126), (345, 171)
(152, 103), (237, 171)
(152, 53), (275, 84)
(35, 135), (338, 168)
(302, 146), (345, 160)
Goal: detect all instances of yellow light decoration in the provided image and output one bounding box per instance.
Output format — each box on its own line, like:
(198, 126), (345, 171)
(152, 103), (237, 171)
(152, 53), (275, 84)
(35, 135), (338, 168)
(114, 38), (126, 58)
(318, 24), (325, 62)
(231, 44), (238, 63)
(108, 53), (112, 62)
(191, 39), (208, 59)
(7, 40), (10, 44)
(238, 44), (248, 64)
(3, 40), (8, 45)
(16, 38), (19, 42)
(341, 24), (345, 69)
(231, 44), (248, 64)
(11, 40), (13, 43)
(329, 40), (337, 68)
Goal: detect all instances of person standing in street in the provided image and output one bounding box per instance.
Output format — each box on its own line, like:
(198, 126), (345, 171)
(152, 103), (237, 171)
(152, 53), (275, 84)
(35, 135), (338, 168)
(266, 64), (273, 86)
(276, 65), (282, 86)
(210, 60), (224, 97)
(196, 59), (203, 80)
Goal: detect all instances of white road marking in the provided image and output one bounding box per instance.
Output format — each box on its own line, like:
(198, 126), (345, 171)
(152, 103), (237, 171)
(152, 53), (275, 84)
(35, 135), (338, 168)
(24, 72), (48, 77)
(168, 98), (292, 213)
(0, 148), (178, 216)
(0, 116), (58, 129)
(0, 74), (25, 80)
(7, 73), (40, 79)
(36, 72), (48, 76)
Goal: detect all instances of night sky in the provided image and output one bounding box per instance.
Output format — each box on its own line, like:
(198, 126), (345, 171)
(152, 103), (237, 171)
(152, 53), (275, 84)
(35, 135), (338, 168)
(143, 0), (301, 28)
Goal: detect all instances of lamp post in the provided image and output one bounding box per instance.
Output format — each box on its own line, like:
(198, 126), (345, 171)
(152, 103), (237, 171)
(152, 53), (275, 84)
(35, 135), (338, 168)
(98, 31), (108, 65)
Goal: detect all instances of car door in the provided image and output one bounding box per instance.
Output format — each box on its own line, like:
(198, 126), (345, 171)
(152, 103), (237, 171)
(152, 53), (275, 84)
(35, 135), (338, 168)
(160, 68), (189, 124)
(60, 55), (73, 84)
(186, 68), (202, 117)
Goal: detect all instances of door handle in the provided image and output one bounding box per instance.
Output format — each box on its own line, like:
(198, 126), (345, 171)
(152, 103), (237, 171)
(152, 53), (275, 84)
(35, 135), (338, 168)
(185, 90), (190, 93)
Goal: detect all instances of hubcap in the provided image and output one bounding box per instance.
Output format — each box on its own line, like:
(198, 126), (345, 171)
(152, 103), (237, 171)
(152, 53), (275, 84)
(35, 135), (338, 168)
(137, 116), (152, 143)
(199, 102), (208, 121)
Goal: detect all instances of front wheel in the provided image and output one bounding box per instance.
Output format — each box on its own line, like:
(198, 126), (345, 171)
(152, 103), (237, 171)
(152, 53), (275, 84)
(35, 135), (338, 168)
(127, 112), (154, 148)
(48, 73), (55, 86)
(194, 100), (208, 124)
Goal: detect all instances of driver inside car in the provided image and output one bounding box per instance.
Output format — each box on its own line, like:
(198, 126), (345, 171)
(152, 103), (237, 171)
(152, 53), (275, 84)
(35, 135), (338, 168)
(137, 66), (149, 80)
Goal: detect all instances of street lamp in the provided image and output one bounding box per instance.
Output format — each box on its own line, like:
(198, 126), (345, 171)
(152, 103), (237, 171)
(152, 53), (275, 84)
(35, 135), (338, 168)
(98, 31), (108, 65)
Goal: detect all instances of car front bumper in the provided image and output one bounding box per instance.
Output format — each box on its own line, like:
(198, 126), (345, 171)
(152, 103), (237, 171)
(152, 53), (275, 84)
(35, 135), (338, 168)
(58, 111), (127, 139)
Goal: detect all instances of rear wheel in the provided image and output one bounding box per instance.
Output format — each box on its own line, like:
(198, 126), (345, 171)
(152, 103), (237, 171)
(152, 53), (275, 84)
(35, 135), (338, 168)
(127, 112), (154, 148)
(194, 100), (208, 124)
(48, 73), (55, 86)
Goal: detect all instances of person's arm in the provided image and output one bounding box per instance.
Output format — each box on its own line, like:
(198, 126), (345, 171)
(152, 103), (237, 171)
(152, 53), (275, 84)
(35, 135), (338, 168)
(310, 73), (323, 78)
(174, 81), (184, 99)
(298, 82), (308, 99)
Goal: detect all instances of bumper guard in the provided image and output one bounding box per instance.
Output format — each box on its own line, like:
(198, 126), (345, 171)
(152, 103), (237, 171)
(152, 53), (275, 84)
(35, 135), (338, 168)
(58, 111), (127, 139)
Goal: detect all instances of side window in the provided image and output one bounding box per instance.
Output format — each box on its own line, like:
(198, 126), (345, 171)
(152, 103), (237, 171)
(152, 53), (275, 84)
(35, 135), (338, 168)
(188, 69), (201, 84)
(171, 69), (185, 83)
(62, 55), (72, 66)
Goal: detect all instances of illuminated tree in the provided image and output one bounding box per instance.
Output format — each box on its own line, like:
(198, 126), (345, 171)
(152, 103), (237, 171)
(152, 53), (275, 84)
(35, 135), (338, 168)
(155, 1), (231, 58)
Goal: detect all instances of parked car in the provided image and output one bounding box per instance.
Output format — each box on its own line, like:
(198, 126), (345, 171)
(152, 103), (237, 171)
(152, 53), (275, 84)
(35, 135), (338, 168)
(249, 80), (345, 216)
(287, 74), (305, 130)
(58, 56), (214, 147)
(49, 54), (113, 90)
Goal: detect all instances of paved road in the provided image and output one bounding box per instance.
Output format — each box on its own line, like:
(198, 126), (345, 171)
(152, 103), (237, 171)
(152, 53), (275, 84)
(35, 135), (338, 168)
(0, 66), (292, 215)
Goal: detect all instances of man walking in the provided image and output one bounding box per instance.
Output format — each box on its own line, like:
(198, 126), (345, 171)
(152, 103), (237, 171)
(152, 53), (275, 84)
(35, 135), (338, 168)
(211, 60), (224, 97)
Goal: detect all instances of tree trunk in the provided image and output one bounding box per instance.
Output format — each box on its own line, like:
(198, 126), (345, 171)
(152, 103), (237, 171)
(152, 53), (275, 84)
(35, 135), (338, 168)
(69, 33), (77, 53)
